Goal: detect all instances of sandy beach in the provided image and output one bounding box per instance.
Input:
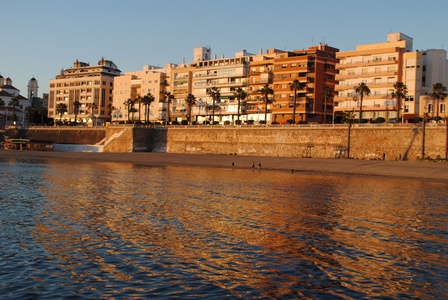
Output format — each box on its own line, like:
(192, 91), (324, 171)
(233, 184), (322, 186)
(2, 149), (448, 182)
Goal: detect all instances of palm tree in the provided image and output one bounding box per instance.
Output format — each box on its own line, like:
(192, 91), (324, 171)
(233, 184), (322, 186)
(355, 82), (370, 123)
(56, 103), (68, 122)
(344, 111), (356, 158)
(87, 102), (98, 126)
(207, 87), (220, 125)
(141, 93), (154, 123)
(185, 94), (197, 124)
(73, 100), (81, 123)
(124, 98), (135, 123)
(289, 80), (305, 124)
(233, 87), (247, 124)
(37, 106), (47, 125)
(0, 98), (5, 127)
(107, 103), (115, 122)
(429, 82), (447, 121)
(8, 97), (19, 123)
(164, 92), (175, 125)
(390, 82), (408, 122)
(260, 84), (274, 124)
(321, 84), (334, 124)
(136, 96), (142, 122)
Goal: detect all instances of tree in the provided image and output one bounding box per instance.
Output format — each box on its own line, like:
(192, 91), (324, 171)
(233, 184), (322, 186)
(207, 87), (220, 125)
(429, 82), (447, 121)
(8, 97), (19, 123)
(141, 93), (154, 123)
(233, 87), (247, 124)
(56, 103), (68, 122)
(164, 92), (175, 125)
(390, 82), (408, 122)
(260, 84), (274, 124)
(87, 102), (98, 126)
(107, 103), (115, 122)
(136, 96), (142, 122)
(289, 80), (305, 124)
(344, 111), (356, 158)
(124, 98), (135, 123)
(73, 100), (81, 123)
(36, 106), (48, 125)
(355, 82), (370, 123)
(0, 98), (5, 126)
(321, 84), (334, 124)
(185, 93), (197, 124)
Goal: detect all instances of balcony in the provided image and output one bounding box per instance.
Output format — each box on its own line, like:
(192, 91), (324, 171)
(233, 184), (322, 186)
(336, 71), (397, 80)
(337, 57), (397, 69)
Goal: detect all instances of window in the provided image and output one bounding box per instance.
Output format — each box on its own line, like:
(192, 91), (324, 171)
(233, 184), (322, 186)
(441, 104), (446, 113)
(282, 64), (287, 69)
(428, 104), (433, 113)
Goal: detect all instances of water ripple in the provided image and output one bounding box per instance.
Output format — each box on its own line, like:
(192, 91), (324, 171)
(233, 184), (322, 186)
(0, 158), (447, 299)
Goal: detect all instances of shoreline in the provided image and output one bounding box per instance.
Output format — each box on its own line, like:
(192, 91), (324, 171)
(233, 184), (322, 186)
(1, 149), (448, 182)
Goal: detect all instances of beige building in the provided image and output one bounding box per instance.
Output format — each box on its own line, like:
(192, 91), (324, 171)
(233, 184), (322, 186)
(335, 33), (412, 121)
(418, 49), (448, 119)
(169, 63), (195, 122)
(192, 48), (253, 123)
(48, 58), (121, 125)
(113, 65), (168, 123)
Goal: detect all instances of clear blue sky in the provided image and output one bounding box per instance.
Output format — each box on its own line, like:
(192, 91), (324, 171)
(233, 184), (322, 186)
(1, 0), (447, 96)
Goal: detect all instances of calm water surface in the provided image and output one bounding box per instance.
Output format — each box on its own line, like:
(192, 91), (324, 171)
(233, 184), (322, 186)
(0, 157), (447, 299)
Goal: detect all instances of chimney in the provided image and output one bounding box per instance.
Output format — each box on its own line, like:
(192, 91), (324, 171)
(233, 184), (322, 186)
(259, 48), (263, 55)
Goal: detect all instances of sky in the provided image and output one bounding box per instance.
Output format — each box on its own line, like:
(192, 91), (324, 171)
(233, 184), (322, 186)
(1, 0), (447, 96)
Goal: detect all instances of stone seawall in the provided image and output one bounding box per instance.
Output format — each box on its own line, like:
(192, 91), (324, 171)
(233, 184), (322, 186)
(4, 125), (447, 160)
(149, 125), (447, 161)
(5, 127), (106, 145)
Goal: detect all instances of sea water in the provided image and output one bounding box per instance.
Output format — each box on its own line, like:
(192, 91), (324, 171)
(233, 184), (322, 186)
(0, 157), (447, 299)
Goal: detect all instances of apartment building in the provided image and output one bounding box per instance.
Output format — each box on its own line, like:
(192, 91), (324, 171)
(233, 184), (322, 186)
(48, 58), (120, 125)
(247, 49), (283, 122)
(169, 63), (195, 122)
(335, 33), (412, 121)
(419, 49), (448, 118)
(192, 48), (253, 123)
(113, 65), (168, 123)
(272, 44), (339, 123)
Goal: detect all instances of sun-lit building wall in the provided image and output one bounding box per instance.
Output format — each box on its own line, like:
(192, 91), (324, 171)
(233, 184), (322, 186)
(48, 58), (120, 125)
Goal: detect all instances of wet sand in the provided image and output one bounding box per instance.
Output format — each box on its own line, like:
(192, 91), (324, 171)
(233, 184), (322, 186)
(1, 149), (448, 182)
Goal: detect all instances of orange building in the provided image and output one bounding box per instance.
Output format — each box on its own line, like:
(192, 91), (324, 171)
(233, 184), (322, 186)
(272, 44), (339, 124)
(247, 49), (284, 123)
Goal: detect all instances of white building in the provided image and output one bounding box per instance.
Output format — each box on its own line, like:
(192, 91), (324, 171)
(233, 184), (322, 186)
(0, 76), (30, 127)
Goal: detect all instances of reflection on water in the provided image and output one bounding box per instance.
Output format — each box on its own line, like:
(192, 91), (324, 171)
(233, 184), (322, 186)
(0, 157), (447, 299)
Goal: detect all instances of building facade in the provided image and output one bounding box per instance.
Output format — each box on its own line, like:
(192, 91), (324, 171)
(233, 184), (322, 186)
(192, 49), (253, 124)
(335, 33), (412, 121)
(113, 65), (168, 123)
(0, 76), (30, 127)
(48, 58), (120, 125)
(419, 49), (448, 119)
(272, 44), (339, 124)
